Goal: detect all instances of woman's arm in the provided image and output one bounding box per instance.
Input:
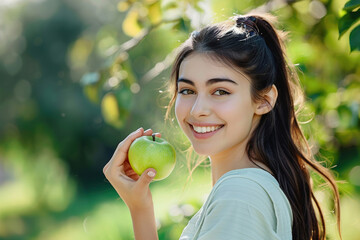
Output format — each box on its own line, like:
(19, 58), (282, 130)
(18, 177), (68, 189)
(103, 127), (159, 240)
(130, 205), (158, 240)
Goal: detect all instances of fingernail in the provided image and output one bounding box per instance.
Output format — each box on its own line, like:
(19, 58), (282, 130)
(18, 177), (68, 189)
(147, 171), (156, 178)
(136, 127), (142, 133)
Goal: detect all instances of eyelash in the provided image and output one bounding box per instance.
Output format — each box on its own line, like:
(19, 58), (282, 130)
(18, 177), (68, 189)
(178, 89), (230, 96)
(214, 89), (230, 96)
(178, 89), (195, 95)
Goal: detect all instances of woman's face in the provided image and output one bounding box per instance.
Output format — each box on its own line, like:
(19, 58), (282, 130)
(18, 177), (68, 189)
(175, 52), (261, 157)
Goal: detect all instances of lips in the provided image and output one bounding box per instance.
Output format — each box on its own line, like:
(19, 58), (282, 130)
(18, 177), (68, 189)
(192, 125), (223, 133)
(188, 123), (224, 139)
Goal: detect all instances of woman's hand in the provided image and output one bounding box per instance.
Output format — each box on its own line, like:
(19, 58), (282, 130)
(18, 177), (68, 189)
(103, 127), (160, 211)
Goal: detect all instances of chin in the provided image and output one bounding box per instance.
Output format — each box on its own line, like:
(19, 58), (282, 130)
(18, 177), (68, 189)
(191, 143), (218, 156)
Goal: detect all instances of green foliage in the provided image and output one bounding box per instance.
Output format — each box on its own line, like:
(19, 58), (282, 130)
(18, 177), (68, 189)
(339, 0), (360, 52)
(350, 25), (360, 51)
(344, 0), (360, 11)
(0, 0), (359, 239)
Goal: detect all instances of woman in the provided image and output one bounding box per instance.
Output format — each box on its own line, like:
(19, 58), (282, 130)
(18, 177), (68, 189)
(103, 13), (341, 240)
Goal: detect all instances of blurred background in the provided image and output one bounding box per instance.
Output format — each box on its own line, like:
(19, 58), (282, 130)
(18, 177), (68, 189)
(0, 0), (359, 239)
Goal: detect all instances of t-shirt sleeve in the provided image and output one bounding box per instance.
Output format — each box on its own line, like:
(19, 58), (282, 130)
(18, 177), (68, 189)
(197, 198), (281, 240)
(196, 176), (284, 240)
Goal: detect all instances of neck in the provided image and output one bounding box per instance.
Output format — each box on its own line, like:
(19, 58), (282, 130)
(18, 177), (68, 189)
(209, 143), (255, 186)
(208, 114), (271, 186)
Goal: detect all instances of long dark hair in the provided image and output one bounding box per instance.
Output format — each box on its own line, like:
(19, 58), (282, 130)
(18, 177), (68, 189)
(166, 13), (341, 240)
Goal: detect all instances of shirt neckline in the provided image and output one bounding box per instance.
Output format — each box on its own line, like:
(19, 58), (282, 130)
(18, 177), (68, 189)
(214, 167), (278, 188)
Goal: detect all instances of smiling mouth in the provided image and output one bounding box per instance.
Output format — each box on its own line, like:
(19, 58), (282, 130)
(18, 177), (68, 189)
(190, 124), (224, 134)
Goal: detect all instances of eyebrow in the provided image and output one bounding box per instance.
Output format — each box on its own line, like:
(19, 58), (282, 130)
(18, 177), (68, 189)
(177, 77), (238, 86)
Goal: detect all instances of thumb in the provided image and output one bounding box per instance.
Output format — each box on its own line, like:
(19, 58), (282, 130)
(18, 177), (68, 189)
(137, 168), (157, 187)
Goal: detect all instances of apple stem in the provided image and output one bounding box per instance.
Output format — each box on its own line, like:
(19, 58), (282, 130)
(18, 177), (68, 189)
(152, 133), (156, 141)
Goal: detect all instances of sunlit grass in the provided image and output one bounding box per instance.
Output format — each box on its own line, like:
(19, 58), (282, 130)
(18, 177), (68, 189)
(339, 195), (360, 240)
(1, 138), (360, 240)
(33, 166), (211, 240)
(2, 138), (360, 240)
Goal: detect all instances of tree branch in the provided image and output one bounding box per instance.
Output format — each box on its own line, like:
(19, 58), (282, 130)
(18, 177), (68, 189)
(141, 49), (178, 83)
(106, 19), (179, 62)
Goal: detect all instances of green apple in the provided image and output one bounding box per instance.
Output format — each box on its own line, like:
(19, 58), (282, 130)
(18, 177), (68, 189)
(128, 134), (176, 181)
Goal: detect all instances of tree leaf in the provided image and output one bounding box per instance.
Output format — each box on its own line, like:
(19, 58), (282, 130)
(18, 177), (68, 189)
(122, 9), (143, 37)
(117, 1), (130, 12)
(344, 0), (360, 11)
(175, 18), (192, 33)
(120, 61), (136, 86)
(338, 9), (360, 38)
(115, 86), (133, 111)
(84, 84), (100, 103)
(101, 92), (128, 128)
(148, 1), (162, 25)
(350, 24), (360, 52)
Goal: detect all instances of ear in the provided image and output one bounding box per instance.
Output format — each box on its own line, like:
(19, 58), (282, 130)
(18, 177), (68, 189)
(255, 84), (278, 115)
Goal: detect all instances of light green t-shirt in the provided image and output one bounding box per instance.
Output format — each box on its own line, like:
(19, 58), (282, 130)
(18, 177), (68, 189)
(179, 168), (293, 240)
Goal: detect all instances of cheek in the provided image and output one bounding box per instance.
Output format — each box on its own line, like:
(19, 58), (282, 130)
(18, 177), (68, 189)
(217, 98), (255, 129)
(174, 97), (188, 127)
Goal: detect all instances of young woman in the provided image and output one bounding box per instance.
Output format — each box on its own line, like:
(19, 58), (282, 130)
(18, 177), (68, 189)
(103, 13), (341, 240)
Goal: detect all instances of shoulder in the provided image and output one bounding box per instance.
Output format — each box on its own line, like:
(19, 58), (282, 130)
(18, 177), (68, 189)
(209, 169), (292, 223)
(189, 169), (293, 239)
(211, 168), (282, 205)
(207, 170), (272, 217)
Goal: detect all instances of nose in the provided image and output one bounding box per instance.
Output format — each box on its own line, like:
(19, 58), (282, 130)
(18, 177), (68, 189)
(190, 94), (211, 118)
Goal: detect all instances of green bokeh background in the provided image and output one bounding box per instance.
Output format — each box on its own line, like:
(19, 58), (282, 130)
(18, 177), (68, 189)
(0, 0), (359, 239)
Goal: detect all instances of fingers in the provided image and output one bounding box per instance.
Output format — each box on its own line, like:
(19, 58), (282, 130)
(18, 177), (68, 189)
(135, 168), (157, 190)
(143, 129), (161, 138)
(103, 161), (110, 174)
(103, 128), (161, 180)
(143, 129), (153, 136)
(110, 127), (144, 167)
(102, 128), (159, 209)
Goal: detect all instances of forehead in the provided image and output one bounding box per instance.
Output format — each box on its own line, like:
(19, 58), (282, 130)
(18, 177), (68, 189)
(178, 52), (250, 83)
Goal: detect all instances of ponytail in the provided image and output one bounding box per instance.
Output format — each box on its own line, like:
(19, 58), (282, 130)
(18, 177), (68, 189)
(246, 14), (341, 240)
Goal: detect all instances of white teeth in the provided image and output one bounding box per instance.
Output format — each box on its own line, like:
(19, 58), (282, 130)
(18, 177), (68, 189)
(193, 125), (222, 133)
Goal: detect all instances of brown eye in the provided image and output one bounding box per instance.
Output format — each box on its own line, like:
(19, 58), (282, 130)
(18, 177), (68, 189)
(214, 89), (230, 96)
(179, 89), (195, 95)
